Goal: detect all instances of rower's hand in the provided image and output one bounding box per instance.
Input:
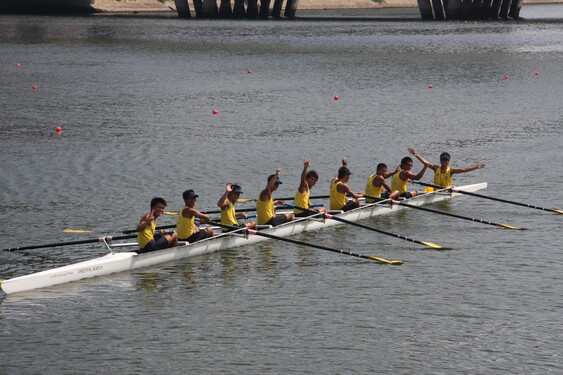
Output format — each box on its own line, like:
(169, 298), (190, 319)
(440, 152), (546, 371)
(408, 146), (416, 155)
(342, 158), (348, 167)
(276, 168), (282, 176)
(476, 163), (485, 169)
(304, 160), (311, 167)
(226, 182), (234, 192)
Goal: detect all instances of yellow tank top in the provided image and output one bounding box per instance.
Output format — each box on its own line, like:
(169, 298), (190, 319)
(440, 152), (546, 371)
(221, 201), (238, 231)
(293, 188), (310, 214)
(434, 167), (452, 188)
(176, 206), (196, 239)
(365, 174), (383, 203)
(391, 170), (408, 193)
(137, 219), (155, 249)
(257, 195), (274, 225)
(330, 179), (347, 210)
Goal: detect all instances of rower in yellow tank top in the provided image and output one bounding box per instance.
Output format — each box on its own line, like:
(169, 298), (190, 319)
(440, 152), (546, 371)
(365, 174), (383, 203)
(177, 189), (214, 243)
(217, 183), (257, 232)
(408, 147), (485, 190)
(176, 205), (196, 239)
(294, 189), (310, 215)
(136, 197), (177, 253)
(391, 154), (428, 198)
(391, 170), (408, 194)
(365, 163), (401, 203)
(257, 169), (292, 226)
(330, 179), (347, 210)
(292, 160), (326, 217)
(137, 219), (155, 249)
(434, 167), (453, 187)
(329, 159), (365, 212)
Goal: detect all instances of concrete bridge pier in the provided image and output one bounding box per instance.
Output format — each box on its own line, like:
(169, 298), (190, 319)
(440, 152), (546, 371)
(174, 0), (191, 18)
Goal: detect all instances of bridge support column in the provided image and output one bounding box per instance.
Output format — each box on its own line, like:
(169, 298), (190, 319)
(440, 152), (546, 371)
(174, 0), (191, 18)
(417, 0), (435, 19)
(219, 0), (232, 17)
(508, 0), (523, 19)
(284, 0), (299, 18)
(272, 0), (284, 17)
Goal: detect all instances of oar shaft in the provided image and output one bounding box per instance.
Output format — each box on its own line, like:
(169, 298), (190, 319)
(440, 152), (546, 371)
(284, 203), (443, 249)
(209, 221), (402, 264)
(412, 181), (562, 214)
(380, 197), (525, 230)
(1, 234), (138, 252)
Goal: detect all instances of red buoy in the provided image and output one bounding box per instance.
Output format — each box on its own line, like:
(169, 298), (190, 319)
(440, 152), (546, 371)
(535, 72), (539, 76)
(504, 76), (509, 79)
(32, 86), (37, 90)
(55, 127), (62, 133)
(334, 96), (339, 100)
(247, 70), (252, 74)
(16, 63), (21, 66)
(428, 85), (433, 89)
(212, 110), (218, 115)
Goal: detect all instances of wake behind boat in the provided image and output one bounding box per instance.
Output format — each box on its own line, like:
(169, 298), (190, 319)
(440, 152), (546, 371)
(0, 182), (487, 295)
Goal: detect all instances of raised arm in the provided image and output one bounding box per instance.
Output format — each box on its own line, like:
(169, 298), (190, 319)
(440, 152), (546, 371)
(260, 169), (281, 202)
(451, 163), (486, 175)
(298, 160), (311, 194)
(408, 146), (436, 170)
(217, 182), (233, 208)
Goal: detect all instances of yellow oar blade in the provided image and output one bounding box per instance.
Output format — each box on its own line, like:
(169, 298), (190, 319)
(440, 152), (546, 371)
(368, 256), (404, 265)
(420, 241), (444, 249)
(551, 209), (563, 214)
(63, 229), (93, 233)
(496, 224), (528, 230)
(165, 212), (179, 215)
(238, 198), (257, 202)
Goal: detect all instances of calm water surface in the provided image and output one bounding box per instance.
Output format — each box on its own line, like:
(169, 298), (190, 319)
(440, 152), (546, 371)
(0, 6), (562, 374)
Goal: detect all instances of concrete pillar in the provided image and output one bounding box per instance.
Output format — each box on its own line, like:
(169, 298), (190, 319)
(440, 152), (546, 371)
(489, 0), (502, 18)
(499, 0), (511, 18)
(259, 0), (271, 18)
(417, 0), (435, 19)
(193, 0), (203, 17)
(200, 0), (219, 17)
(233, 0), (245, 18)
(446, 0), (462, 19)
(174, 0), (191, 18)
(431, 0), (445, 20)
(460, 0), (472, 18)
(247, 0), (259, 18)
(508, 0), (524, 19)
(284, 0), (300, 18)
(219, 0), (232, 17)
(272, 0), (284, 17)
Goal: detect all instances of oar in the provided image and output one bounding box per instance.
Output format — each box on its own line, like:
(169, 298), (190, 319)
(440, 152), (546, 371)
(412, 180), (563, 215)
(1, 233), (139, 252)
(238, 195), (330, 202)
(165, 203), (324, 215)
(284, 203), (445, 249)
(365, 195), (527, 230)
(209, 221), (404, 265)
